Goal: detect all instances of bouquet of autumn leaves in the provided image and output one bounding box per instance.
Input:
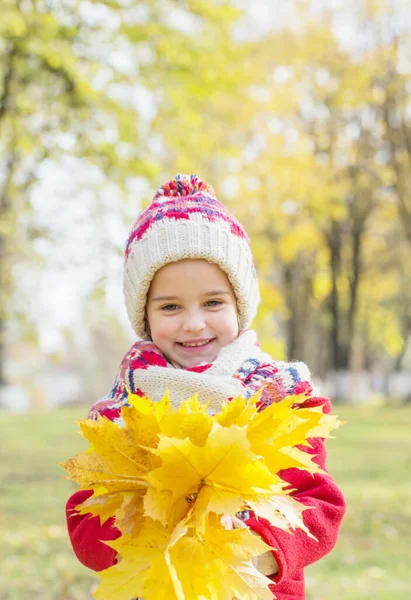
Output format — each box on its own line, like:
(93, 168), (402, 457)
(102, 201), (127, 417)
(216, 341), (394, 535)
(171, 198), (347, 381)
(63, 389), (340, 600)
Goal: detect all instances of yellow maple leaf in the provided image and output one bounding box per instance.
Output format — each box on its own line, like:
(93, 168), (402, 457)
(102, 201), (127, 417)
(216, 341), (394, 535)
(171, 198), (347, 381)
(168, 514), (274, 600)
(215, 394), (259, 428)
(114, 491), (146, 535)
(247, 397), (342, 479)
(158, 393), (212, 447)
(95, 519), (178, 600)
(145, 422), (286, 527)
(64, 408), (158, 491)
(215, 391), (342, 477)
(75, 490), (126, 524)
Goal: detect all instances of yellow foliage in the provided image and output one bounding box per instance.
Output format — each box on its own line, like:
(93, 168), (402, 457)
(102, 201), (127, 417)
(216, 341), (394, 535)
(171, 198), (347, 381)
(312, 271), (332, 303)
(64, 390), (341, 599)
(277, 222), (321, 264)
(96, 515), (273, 600)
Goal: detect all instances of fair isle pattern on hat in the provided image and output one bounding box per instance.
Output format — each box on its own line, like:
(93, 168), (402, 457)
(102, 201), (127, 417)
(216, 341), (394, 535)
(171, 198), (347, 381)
(125, 175), (248, 257)
(123, 174), (260, 338)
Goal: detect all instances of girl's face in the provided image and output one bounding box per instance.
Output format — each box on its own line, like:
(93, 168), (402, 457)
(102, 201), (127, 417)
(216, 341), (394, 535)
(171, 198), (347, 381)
(146, 259), (239, 368)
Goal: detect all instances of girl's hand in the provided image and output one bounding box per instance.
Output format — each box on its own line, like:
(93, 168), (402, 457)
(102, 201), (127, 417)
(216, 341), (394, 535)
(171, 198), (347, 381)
(221, 515), (279, 576)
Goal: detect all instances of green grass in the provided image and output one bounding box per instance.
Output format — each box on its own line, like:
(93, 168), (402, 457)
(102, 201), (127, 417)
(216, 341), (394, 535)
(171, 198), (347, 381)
(306, 405), (411, 599)
(0, 404), (410, 599)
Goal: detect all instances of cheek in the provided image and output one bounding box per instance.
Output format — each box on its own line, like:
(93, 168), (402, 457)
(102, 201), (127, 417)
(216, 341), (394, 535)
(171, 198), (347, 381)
(213, 307), (239, 338)
(150, 315), (178, 340)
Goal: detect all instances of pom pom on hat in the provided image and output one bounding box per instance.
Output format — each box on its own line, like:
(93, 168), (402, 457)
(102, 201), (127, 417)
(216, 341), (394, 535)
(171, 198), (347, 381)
(153, 173), (216, 200)
(123, 174), (260, 338)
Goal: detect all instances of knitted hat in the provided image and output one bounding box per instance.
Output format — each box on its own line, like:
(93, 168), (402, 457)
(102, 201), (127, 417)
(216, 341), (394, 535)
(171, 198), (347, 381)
(123, 174), (260, 338)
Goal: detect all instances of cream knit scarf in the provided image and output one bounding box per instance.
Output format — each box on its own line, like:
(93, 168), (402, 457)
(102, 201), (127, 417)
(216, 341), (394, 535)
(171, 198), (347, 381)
(90, 330), (313, 420)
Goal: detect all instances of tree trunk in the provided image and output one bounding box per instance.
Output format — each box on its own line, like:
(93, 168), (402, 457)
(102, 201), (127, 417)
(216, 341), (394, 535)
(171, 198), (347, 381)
(325, 220), (343, 370)
(283, 260), (314, 362)
(283, 264), (298, 360)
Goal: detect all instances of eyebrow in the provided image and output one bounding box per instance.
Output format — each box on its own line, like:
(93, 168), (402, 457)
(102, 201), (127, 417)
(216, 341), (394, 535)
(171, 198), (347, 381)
(151, 290), (231, 302)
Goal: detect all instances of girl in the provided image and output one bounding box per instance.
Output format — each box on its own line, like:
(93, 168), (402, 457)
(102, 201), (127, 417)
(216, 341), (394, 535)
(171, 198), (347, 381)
(66, 174), (345, 600)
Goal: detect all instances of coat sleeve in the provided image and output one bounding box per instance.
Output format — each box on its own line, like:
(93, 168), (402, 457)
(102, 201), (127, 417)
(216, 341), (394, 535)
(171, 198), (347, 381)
(65, 404), (123, 572)
(66, 489), (121, 571)
(245, 396), (346, 584)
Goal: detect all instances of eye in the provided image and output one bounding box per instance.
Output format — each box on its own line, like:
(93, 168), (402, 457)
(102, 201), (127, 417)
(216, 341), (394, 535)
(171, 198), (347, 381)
(205, 299), (223, 307)
(161, 304), (179, 311)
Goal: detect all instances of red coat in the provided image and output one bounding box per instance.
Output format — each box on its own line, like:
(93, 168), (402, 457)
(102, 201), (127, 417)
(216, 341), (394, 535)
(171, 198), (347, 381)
(66, 396), (345, 600)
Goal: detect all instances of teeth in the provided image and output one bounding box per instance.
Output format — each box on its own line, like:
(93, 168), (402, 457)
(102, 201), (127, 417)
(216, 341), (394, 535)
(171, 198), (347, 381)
(181, 339), (211, 347)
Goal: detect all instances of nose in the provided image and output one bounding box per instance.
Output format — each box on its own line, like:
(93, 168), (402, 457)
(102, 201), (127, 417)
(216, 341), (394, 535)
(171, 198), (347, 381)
(182, 310), (206, 333)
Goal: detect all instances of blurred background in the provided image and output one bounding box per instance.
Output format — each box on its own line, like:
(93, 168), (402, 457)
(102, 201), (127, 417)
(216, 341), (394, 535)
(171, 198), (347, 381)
(0, 0), (410, 598)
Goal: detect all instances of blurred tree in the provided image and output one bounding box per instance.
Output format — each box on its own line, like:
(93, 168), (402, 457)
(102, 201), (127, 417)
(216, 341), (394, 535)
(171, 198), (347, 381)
(0, 0), (140, 383)
(0, 0), (245, 387)
(212, 0), (411, 378)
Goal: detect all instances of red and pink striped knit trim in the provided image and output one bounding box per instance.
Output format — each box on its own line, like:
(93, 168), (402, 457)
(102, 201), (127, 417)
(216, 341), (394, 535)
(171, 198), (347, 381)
(125, 175), (250, 259)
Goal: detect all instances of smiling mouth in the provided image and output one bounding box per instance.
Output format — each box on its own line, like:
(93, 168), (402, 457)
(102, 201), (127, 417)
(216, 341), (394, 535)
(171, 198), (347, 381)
(177, 338), (215, 349)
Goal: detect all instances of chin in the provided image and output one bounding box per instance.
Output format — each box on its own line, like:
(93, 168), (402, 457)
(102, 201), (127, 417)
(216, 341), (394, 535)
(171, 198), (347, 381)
(182, 354), (215, 368)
